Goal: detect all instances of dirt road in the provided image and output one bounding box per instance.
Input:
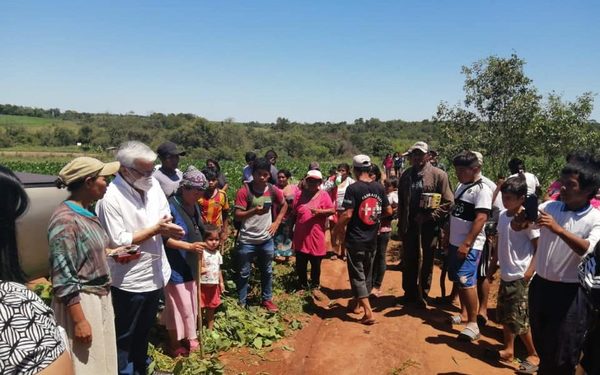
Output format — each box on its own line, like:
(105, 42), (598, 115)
(221, 245), (523, 374)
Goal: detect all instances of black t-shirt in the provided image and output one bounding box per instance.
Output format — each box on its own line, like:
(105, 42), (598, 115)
(342, 180), (389, 248)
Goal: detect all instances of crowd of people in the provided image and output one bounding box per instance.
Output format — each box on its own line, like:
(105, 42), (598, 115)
(1, 139), (600, 375)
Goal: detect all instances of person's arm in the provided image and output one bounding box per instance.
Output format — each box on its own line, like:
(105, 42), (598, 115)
(536, 210), (592, 256)
(165, 238), (206, 253)
(67, 302), (92, 344)
(219, 271), (225, 292)
(334, 208), (353, 241)
(429, 171), (454, 222)
(457, 210), (489, 258)
(523, 237), (539, 282)
(38, 352), (74, 375)
(268, 191), (288, 236)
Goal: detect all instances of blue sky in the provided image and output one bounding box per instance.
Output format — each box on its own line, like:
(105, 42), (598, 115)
(1, 1), (598, 122)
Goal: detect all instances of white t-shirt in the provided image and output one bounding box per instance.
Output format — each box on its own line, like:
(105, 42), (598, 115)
(97, 174), (172, 292)
(153, 167), (183, 197)
(535, 200), (600, 283)
(201, 250), (223, 285)
(509, 172), (540, 196)
(335, 177), (355, 211)
(387, 190), (399, 206)
(497, 210), (540, 281)
(449, 181), (493, 250)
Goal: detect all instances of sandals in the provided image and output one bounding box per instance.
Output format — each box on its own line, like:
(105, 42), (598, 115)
(516, 359), (539, 374)
(457, 326), (481, 341)
(360, 316), (376, 325)
(477, 314), (488, 327)
(448, 315), (466, 325)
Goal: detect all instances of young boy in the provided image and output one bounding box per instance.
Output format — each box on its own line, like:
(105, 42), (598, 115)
(234, 157), (287, 312)
(487, 176), (539, 370)
(200, 225), (225, 330)
(530, 159), (600, 374)
(447, 151), (493, 341)
(198, 169), (230, 242)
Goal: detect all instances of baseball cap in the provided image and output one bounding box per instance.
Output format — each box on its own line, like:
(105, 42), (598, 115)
(408, 141), (428, 154)
(58, 157), (120, 186)
(305, 170), (323, 180)
(472, 151), (483, 166)
(156, 141), (186, 157)
(352, 154), (372, 168)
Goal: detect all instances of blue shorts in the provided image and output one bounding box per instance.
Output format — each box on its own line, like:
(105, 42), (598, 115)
(448, 245), (481, 288)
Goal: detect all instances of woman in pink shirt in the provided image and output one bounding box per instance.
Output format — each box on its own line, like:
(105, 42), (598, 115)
(291, 170), (335, 289)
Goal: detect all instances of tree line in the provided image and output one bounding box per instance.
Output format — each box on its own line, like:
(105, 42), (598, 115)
(1, 53), (598, 186)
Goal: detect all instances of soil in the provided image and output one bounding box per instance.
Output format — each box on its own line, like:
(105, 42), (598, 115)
(219, 239), (525, 375)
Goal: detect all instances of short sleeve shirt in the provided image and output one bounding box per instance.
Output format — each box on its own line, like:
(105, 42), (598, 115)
(292, 191), (335, 256)
(201, 251), (223, 285)
(0, 282), (66, 375)
(535, 200), (600, 282)
(342, 180), (390, 248)
(497, 210), (540, 281)
(234, 184), (284, 244)
(449, 181), (493, 250)
(153, 168), (183, 197)
(198, 189), (230, 227)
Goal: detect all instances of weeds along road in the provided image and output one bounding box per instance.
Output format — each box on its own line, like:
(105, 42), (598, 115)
(221, 239), (518, 375)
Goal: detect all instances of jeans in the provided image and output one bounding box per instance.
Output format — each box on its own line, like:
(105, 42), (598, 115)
(236, 239), (274, 305)
(373, 232), (391, 289)
(295, 251), (324, 289)
(111, 287), (160, 375)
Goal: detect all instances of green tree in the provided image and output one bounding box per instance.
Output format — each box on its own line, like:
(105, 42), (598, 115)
(434, 54), (596, 185)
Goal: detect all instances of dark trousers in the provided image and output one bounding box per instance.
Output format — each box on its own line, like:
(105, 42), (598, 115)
(401, 222), (438, 300)
(295, 251), (324, 289)
(112, 287), (160, 375)
(529, 276), (590, 375)
(346, 244), (376, 299)
(373, 232), (391, 289)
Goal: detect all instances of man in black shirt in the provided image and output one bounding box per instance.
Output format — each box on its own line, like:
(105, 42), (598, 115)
(335, 155), (392, 325)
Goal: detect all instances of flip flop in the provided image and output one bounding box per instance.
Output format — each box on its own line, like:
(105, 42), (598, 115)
(448, 315), (466, 325)
(457, 326), (481, 341)
(477, 314), (488, 327)
(516, 360), (538, 374)
(360, 316), (376, 325)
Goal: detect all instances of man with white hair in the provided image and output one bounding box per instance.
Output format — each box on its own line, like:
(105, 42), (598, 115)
(97, 141), (185, 375)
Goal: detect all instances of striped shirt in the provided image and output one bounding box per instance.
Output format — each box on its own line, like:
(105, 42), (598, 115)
(198, 189), (230, 227)
(49, 201), (111, 306)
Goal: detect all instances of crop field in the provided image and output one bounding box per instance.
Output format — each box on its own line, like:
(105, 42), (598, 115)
(0, 114), (80, 131)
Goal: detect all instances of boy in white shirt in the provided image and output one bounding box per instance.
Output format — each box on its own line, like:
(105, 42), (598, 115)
(447, 151), (493, 341)
(529, 159), (600, 375)
(487, 176), (539, 371)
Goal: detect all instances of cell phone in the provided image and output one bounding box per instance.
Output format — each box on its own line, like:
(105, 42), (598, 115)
(263, 201), (272, 210)
(524, 194), (539, 221)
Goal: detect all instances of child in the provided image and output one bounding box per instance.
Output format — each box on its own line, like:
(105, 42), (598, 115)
(447, 151), (493, 341)
(372, 177), (399, 296)
(487, 176), (539, 370)
(200, 225), (225, 330)
(530, 159), (600, 374)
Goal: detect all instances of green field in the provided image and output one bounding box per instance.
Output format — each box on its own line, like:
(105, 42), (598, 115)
(0, 114), (80, 130)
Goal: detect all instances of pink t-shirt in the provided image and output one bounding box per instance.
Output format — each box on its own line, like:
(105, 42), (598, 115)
(292, 190), (334, 256)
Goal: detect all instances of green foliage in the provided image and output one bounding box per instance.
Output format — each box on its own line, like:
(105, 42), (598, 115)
(435, 53), (598, 187)
(32, 283), (53, 306)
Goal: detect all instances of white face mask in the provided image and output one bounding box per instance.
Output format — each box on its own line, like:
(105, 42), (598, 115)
(123, 168), (153, 192)
(133, 176), (153, 192)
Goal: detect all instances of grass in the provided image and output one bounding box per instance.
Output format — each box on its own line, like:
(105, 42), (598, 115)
(0, 114), (80, 130)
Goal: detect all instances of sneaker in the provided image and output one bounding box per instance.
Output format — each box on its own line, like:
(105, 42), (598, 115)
(262, 300), (279, 313)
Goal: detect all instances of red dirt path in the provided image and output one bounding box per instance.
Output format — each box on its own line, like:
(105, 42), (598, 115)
(220, 247), (523, 375)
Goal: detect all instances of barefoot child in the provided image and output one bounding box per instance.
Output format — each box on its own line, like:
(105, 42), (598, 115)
(487, 176), (539, 370)
(200, 224), (225, 330)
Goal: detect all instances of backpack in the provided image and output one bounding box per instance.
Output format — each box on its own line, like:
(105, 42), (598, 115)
(578, 242), (600, 311)
(233, 182), (277, 231)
